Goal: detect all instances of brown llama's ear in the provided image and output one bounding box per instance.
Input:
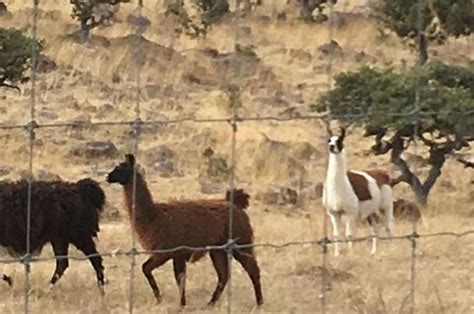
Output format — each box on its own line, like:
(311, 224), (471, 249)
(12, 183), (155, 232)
(125, 154), (135, 165)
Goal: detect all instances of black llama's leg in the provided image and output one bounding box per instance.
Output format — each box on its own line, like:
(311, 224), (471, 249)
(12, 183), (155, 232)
(208, 250), (229, 306)
(73, 237), (105, 293)
(234, 249), (264, 306)
(142, 254), (170, 303)
(173, 257), (187, 306)
(50, 240), (70, 288)
(2, 274), (13, 287)
(2, 264), (13, 287)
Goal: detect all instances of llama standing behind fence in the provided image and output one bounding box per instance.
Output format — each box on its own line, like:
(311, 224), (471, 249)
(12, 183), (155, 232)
(106, 154), (263, 307)
(0, 178), (106, 291)
(322, 127), (394, 256)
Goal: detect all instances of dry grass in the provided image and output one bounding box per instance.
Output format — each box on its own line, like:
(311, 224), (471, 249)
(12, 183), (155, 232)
(1, 206), (473, 313)
(0, 0), (473, 313)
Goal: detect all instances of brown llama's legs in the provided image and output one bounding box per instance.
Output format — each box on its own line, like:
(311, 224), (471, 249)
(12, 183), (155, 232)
(234, 249), (264, 306)
(208, 250), (229, 306)
(142, 254), (170, 303)
(173, 257), (187, 307)
(50, 240), (70, 287)
(72, 237), (105, 293)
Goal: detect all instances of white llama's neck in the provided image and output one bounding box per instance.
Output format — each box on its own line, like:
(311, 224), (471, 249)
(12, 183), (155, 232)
(327, 150), (348, 183)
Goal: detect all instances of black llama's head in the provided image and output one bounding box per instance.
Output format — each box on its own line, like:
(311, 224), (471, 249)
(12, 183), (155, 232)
(327, 127), (346, 154)
(107, 154), (136, 185)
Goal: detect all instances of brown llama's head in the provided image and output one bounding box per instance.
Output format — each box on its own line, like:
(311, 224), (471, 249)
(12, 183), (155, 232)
(327, 126), (346, 154)
(107, 154), (136, 185)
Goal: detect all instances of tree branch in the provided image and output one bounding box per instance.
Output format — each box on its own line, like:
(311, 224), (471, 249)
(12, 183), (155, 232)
(457, 157), (474, 168)
(0, 82), (21, 94)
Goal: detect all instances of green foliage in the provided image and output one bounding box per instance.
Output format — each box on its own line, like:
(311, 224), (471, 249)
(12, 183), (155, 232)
(314, 61), (473, 204)
(297, 0), (337, 22)
(70, 0), (129, 37)
(314, 61), (474, 139)
(0, 28), (43, 90)
(373, 0), (474, 40)
(165, 0), (229, 37)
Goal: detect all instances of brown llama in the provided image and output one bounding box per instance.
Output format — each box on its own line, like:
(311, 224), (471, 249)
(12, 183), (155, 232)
(106, 154), (263, 307)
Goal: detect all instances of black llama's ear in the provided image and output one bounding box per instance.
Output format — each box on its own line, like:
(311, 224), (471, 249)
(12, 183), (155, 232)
(125, 154), (135, 165)
(339, 126), (346, 142)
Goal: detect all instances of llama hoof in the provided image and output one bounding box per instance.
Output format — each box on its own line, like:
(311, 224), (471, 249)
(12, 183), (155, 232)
(2, 274), (13, 287)
(98, 284), (106, 296)
(207, 301), (216, 307)
(155, 295), (162, 304)
(46, 283), (55, 293)
(257, 300), (264, 306)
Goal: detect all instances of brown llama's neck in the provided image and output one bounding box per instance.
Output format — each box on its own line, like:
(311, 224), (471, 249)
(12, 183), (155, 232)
(123, 172), (160, 225)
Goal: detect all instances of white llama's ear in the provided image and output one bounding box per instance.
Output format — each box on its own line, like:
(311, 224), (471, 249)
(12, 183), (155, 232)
(325, 122), (333, 137)
(339, 126), (346, 141)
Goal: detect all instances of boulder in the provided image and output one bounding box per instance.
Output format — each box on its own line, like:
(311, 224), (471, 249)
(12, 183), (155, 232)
(393, 198), (422, 222)
(0, 165), (11, 177)
(71, 141), (119, 159)
(257, 185), (298, 206)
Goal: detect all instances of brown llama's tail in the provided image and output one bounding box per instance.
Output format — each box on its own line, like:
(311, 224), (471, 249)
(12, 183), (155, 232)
(226, 188), (250, 210)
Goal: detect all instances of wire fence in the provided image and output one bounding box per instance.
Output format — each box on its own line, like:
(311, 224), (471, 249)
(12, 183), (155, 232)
(0, 0), (473, 313)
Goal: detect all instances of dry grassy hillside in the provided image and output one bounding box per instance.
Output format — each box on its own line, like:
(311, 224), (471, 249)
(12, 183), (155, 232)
(0, 0), (473, 313)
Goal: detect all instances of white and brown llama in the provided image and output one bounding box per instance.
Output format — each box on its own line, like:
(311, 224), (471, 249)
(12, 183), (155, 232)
(322, 127), (393, 256)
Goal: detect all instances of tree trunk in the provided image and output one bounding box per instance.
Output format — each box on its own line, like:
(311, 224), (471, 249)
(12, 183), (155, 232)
(411, 184), (429, 207)
(299, 0), (320, 21)
(80, 19), (91, 43)
(418, 33), (428, 65)
(389, 135), (450, 207)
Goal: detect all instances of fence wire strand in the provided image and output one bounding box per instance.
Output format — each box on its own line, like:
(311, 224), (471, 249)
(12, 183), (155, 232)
(128, 1), (144, 313)
(409, 0), (426, 312)
(319, 1), (337, 313)
(2, 229), (474, 265)
(1, 1), (472, 313)
(23, 0), (40, 313)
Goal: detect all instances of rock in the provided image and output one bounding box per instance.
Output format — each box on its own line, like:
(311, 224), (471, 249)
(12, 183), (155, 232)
(37, 169), (62, 181)
(154, 145), (175, 163)
(236, 26), (252, 37)
(296, 182), (323, 208)
(127, 14), (151, 28)
(257, 185), (298, 206)
(439, 179), (455, 191)
(318, 40), (343, 57)
(276, 11), (287, 20)
(69, 113), (92, 127)
(20, 169), (62, 181)
(38, 110), (59, 121)
(289, 49), (312, 63)
(0, 165), (11, 177)
(393, 199), (422, 222)
(145, 85), (160, 99)
(103, 203), (121, 221)
(403, 152), (428, 168)
(35, 54), (57, 73)
(71, 141), (119, 159)
(200, 181), (224, 195)
(154, 160), (176, 178)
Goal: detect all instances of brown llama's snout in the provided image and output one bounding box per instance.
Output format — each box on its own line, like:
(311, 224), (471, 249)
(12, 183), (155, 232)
(106, 156), (135, 185)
